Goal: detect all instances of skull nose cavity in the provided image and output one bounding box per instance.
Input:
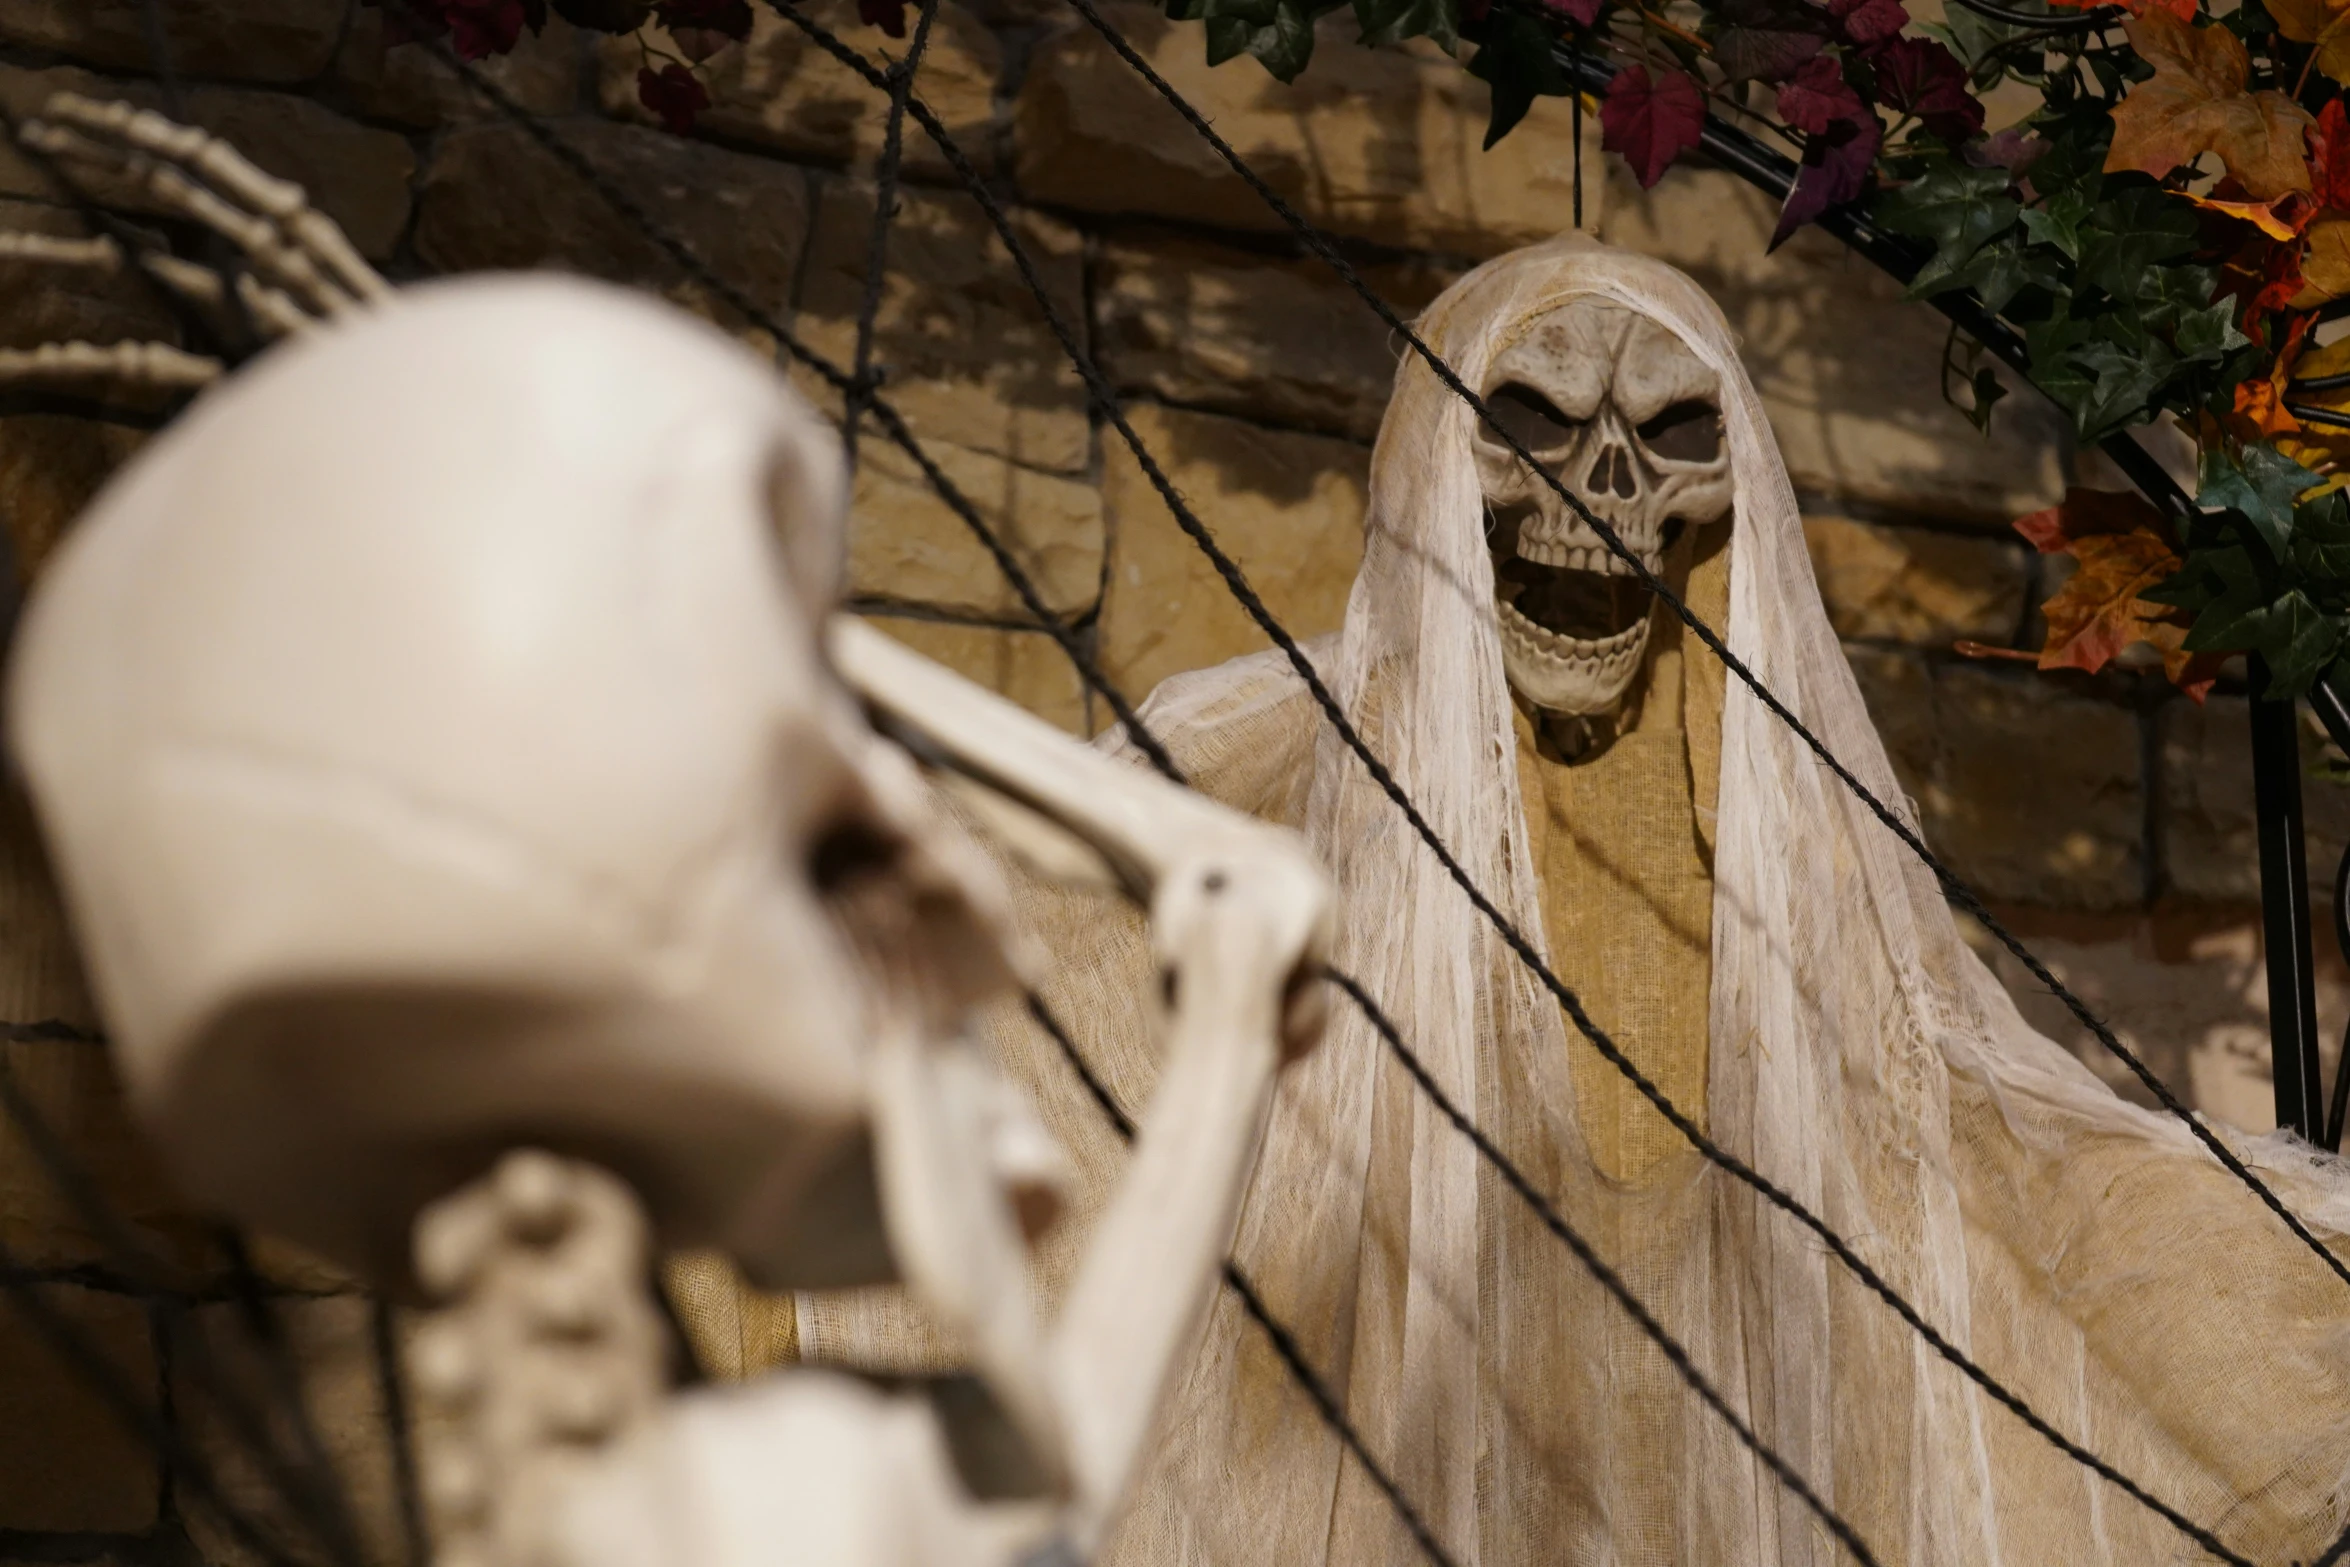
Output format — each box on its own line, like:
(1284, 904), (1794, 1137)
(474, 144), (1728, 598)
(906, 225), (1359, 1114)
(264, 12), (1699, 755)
(1586, 448), (1637, 500)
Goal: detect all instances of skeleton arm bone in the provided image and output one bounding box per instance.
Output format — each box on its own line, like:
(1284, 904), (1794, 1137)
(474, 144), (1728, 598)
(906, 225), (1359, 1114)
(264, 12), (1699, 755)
(829, 618), (1330, 1552)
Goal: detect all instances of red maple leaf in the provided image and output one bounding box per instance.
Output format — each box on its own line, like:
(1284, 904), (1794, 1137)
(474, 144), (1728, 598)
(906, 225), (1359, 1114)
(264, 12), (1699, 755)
(1875, 37), (1985, 142)
(637, 62), (711, 132)
(1772, 112), (1882, 245)
(859, 0), (908, 36)
(1829, 0), (1908, 45)
(2312, 98), (2350, 209)
(1775, 54), (1866, 135)
(1601, 66), (1706, 188)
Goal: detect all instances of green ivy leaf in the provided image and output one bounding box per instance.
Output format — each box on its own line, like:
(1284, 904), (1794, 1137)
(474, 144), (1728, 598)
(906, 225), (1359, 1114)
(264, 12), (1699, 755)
(1466, 7), (1570, 147)
(1353, 0), (1454, 51)
(2292, 487), (2350, 595)
(2244, 591), (2343, 695)
(1184, 0), (1335, 77)
(2077, 185), (2199, 302)
(1878, 164), (2019, 299)
(1962, 366), (2007, 433)
(2019, 190), (2090, 261)
(2199, 444), (2323, 563)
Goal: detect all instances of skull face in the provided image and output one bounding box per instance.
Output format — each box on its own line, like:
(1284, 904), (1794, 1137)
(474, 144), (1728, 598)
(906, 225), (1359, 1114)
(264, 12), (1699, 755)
(1473, 297), (1734, 729)
(8, 275), (1023, 1292)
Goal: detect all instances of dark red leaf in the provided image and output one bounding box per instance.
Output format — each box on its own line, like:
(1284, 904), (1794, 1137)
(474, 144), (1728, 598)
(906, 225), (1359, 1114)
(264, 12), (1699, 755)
(2313, 97), (2350, 210)
(1540, 0), (1604, 24)
(1770, 111), (1880, 245)
(1774, 53), (1866, 135)
(1600, 65), (1707, 188)
(858, 0), (908, 35)
(1874, 35), (1984, 141)
(445, 0), (530, 56)
(1830, 0), (1907, 44)
(1967, 127), (2047, 174)
(637, 62), (711, 131)
(1715, 25), (1826, 84)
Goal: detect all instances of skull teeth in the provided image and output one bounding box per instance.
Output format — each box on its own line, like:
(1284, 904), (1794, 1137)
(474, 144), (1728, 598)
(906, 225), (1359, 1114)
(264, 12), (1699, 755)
(1495, 597), (1647, 665)
(1516, 538), (1653, 576)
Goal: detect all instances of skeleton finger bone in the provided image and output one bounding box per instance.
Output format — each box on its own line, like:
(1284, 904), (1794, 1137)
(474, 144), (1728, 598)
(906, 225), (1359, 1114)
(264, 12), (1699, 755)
(0, 338), (220, 389)
(22, 94), (387, 330)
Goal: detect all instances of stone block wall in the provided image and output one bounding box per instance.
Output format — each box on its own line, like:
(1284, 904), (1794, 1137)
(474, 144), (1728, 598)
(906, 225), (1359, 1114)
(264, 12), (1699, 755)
(0, 0), (2337, 1553)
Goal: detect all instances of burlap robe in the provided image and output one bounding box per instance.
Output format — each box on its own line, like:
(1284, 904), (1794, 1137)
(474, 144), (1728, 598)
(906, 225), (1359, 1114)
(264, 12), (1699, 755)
(684, 236), (2350, 1566)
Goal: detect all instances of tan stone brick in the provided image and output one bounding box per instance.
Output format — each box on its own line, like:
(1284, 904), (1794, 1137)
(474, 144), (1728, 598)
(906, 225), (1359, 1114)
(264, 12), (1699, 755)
(862, 615), (1090, 734)
(417, 119), (811, 337)
(176, 1295), (408, 1567)
(597, 0), (1001, 178)
(0, 0), (344, 83)
(1095, 232), (1456, 443)
(1849, 650), (2143, 909)
(1099, 403), (1364, 700)
(0, 1283), (156, 1532)
(2161, 695), (2350, 904)
(845, 434), (1102, 618)
(330, 8), (583, 128)
(1012, 6), (1605, 256)
(0, 415), (148, 583)
(1802, 516), (2028, 648)
(797, 180), (1087, 475)
(0, 783), (98, 1028)
(1601, 168), (2068, 528)
(1965, 903), (2350, 1137)
(0, 67), (417, 262)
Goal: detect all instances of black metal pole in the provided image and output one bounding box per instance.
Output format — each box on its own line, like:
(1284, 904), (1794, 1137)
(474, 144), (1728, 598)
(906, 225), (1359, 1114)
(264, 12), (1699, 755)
(2251, 657), (2325, 1139)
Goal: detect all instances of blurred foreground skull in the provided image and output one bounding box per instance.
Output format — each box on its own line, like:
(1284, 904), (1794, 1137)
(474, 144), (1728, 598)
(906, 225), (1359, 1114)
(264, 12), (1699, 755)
(7, 274), (1015, 1291)
(1475, 296), (1734, 742)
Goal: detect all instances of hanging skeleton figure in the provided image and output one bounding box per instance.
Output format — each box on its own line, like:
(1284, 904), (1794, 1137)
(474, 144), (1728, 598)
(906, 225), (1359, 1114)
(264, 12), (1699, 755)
(775, 232), (2350, 1567)
(0, 96), (1331, 1567)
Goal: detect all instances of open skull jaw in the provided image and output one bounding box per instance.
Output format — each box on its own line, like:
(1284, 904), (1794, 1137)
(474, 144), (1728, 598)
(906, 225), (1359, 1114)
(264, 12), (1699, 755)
(1471, 299), (1735, 762)
(1489, 500), (1675, 756)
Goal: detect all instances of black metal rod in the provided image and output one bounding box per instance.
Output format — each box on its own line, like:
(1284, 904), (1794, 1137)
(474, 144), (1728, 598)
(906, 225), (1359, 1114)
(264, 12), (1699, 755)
(2252, 658), (2325, 1139)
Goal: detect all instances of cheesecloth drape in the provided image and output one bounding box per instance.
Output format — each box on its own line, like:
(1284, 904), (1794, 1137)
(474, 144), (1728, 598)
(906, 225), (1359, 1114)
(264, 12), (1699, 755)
(784, 233), (2350, 1566)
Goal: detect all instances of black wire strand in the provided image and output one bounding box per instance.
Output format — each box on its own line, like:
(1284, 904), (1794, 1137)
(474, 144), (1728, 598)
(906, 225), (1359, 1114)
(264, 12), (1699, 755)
(369, 1298), (429, 1567)
(748, 18), (2264, 1562)
(1051, 0), (2350, 1305)
(843, 0), (939, 469)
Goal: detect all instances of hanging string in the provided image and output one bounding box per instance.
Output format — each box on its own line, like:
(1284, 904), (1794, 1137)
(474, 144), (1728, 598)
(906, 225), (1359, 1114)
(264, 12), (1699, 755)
(843, 0), (940, 470)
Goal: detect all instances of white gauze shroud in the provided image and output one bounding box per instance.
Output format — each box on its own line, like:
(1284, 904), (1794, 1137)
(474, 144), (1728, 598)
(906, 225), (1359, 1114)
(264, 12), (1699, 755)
(810, 232), (2350, 1566)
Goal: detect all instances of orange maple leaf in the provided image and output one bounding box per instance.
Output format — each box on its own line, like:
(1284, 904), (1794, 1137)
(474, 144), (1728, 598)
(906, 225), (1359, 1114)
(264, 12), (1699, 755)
(2106, 13), (2315, 200)
(2005, 489), (2224, 701)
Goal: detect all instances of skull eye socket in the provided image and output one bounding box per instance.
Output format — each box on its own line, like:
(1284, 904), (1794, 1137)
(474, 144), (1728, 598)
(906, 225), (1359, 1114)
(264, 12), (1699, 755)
(1485, 383), (1583, 454)
(810, 818), (901, 894)
(1635, 401), (1723, 463)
